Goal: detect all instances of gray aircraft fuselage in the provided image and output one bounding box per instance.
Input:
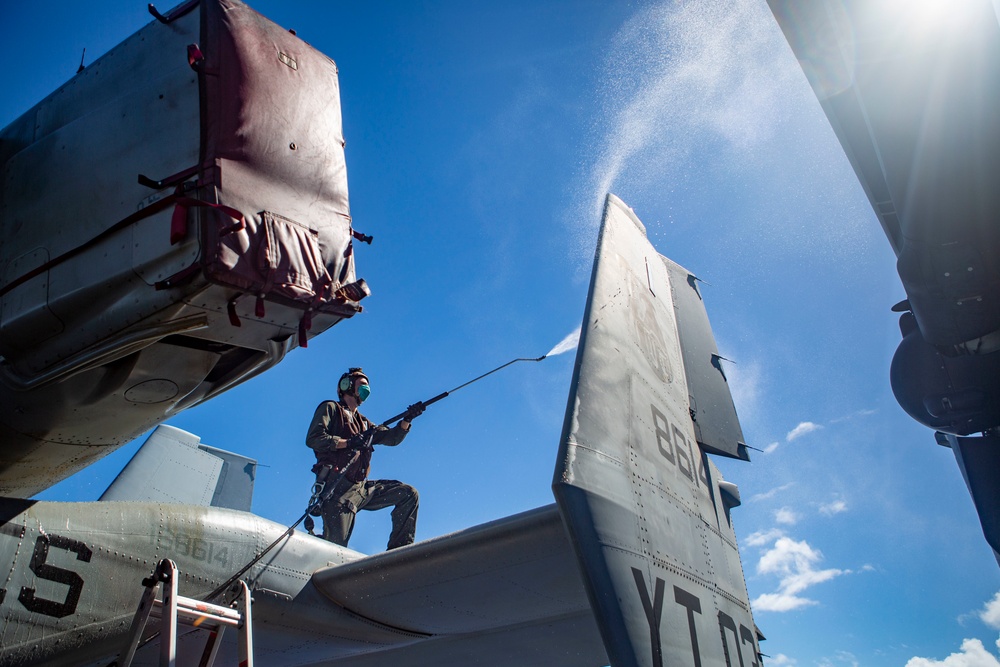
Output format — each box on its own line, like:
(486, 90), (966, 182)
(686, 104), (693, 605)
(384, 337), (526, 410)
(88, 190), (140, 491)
(0, 498), (363, 665)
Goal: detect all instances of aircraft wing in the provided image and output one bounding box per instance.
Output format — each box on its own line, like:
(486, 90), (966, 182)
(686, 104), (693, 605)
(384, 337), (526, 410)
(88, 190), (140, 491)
(768, 1), (1000, 563)
(310, 504), (608, 667)
(767, 0), (1000, 349)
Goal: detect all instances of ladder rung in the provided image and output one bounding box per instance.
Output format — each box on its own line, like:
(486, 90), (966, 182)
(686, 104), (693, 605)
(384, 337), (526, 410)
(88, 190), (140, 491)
(152, 596), (243, 623)
(120, 559), (253, 667)
(150, 605), (243, 629)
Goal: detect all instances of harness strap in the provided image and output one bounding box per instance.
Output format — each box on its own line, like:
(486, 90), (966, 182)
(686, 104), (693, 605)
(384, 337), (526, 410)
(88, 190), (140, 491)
(169, 196), (245, 246)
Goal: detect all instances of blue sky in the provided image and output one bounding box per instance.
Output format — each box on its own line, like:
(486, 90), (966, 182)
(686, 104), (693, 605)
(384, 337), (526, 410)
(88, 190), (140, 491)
(4, 1), (1000, 665)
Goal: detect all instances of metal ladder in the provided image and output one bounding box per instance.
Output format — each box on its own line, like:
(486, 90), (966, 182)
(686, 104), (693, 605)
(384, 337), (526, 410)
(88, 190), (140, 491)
(119, 558), (253, 667)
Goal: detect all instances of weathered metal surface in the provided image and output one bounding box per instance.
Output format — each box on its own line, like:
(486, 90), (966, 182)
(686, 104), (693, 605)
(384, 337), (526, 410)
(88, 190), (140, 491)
(663, 257), (748, 461)
(553, 194), (758, 667)
(0, 0), (363, 497)
(100, 425), (258, 512)
(0, 498), (605, 667)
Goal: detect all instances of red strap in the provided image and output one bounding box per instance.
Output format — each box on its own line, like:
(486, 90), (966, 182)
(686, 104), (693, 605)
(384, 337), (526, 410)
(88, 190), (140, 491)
(170, 197), (246, 246)
(299, 311), (313, 348)
(227, 296), (242, 327)
(310, 275), (332, 310)
(1, 193), (180, 300)
(187, 43), (205, 70)
(255, 296), (266, 318)
(170, 201), (189, 245)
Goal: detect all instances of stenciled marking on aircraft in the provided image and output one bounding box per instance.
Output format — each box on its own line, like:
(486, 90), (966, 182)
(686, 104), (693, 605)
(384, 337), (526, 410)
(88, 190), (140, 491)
(674, 585), (703, 667)
(626, 263), (675, 385)
(632, 567), (758, 667)
(649, 403), (710, 495)
(150, 528), (230, 567)
(14, 534), (92, 619)
(632, 567), (665, 666)
(719, 610), (760, 667)
(740, 623), (760, 667)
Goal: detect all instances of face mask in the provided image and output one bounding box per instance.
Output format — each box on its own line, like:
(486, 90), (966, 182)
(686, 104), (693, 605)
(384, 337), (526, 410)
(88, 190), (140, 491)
(356, 383), (371, 403)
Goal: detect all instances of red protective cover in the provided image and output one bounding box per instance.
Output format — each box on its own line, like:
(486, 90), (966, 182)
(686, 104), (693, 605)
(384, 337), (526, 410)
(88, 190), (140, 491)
(198, 0), (360, 319)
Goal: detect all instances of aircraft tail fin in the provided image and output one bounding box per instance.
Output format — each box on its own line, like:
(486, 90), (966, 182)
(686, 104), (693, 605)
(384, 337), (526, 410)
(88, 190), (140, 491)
(553, 195), (760, 667)
(100, 424), (257, 511)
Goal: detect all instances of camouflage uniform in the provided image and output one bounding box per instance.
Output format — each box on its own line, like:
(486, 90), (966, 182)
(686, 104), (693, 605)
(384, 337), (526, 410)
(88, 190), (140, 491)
(306, 400), (418, 550)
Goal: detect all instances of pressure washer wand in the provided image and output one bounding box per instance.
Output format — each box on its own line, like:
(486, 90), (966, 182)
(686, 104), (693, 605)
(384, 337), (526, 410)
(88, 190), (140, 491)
(382, 355), (547, 426)
(203, 356), (549, 607)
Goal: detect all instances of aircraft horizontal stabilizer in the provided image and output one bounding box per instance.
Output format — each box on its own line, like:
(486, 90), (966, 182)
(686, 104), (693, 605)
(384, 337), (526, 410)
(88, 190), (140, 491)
(100, 424), (257, 511)
(310, 504), (608, 666)
(553, 195), (759, 667)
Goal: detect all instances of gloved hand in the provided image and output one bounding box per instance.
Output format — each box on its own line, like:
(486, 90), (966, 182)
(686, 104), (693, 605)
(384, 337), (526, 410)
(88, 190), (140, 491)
(344, 431), (372, 451)
(402, 401), (426, 422)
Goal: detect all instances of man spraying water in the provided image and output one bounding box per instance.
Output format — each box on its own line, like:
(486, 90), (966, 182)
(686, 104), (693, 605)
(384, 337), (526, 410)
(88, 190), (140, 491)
(304, 332), (579, 550)
(306, 368), (424, 550)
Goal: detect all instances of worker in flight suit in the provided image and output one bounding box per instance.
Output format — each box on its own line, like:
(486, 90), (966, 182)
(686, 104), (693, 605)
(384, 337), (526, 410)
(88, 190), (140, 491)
(306, 367), (423, 550)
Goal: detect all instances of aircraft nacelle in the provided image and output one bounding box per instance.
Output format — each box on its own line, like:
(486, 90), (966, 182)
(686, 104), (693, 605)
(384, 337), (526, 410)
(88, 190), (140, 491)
(0, 0), (367, 497)
(891, 312), (1000, 435)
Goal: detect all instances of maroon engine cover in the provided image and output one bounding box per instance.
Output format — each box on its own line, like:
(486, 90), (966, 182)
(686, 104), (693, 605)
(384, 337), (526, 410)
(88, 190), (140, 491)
(197, 0), (364, 338)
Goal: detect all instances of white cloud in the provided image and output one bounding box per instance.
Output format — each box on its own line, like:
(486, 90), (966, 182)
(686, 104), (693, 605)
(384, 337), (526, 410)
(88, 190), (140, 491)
(770, 655), (797, 667)
(981, 592), (1000, 630)
(764, 441), (780, 454)
(753, 592), (816, 612)
(819, 499), (848, 516)
(746, 528), (785, 547)
(752, 536), (846, 613)
(775, 506), (799, 525)
(751, 482), (794, 502)
(906, 638), (1000, 667)
(786, 421), (822, 442)
(836, 651), (860, 667)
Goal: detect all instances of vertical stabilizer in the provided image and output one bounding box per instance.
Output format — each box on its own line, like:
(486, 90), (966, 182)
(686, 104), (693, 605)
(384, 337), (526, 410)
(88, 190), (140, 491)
(553, 195), (760, 667)
(100, 425), (257, 511)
